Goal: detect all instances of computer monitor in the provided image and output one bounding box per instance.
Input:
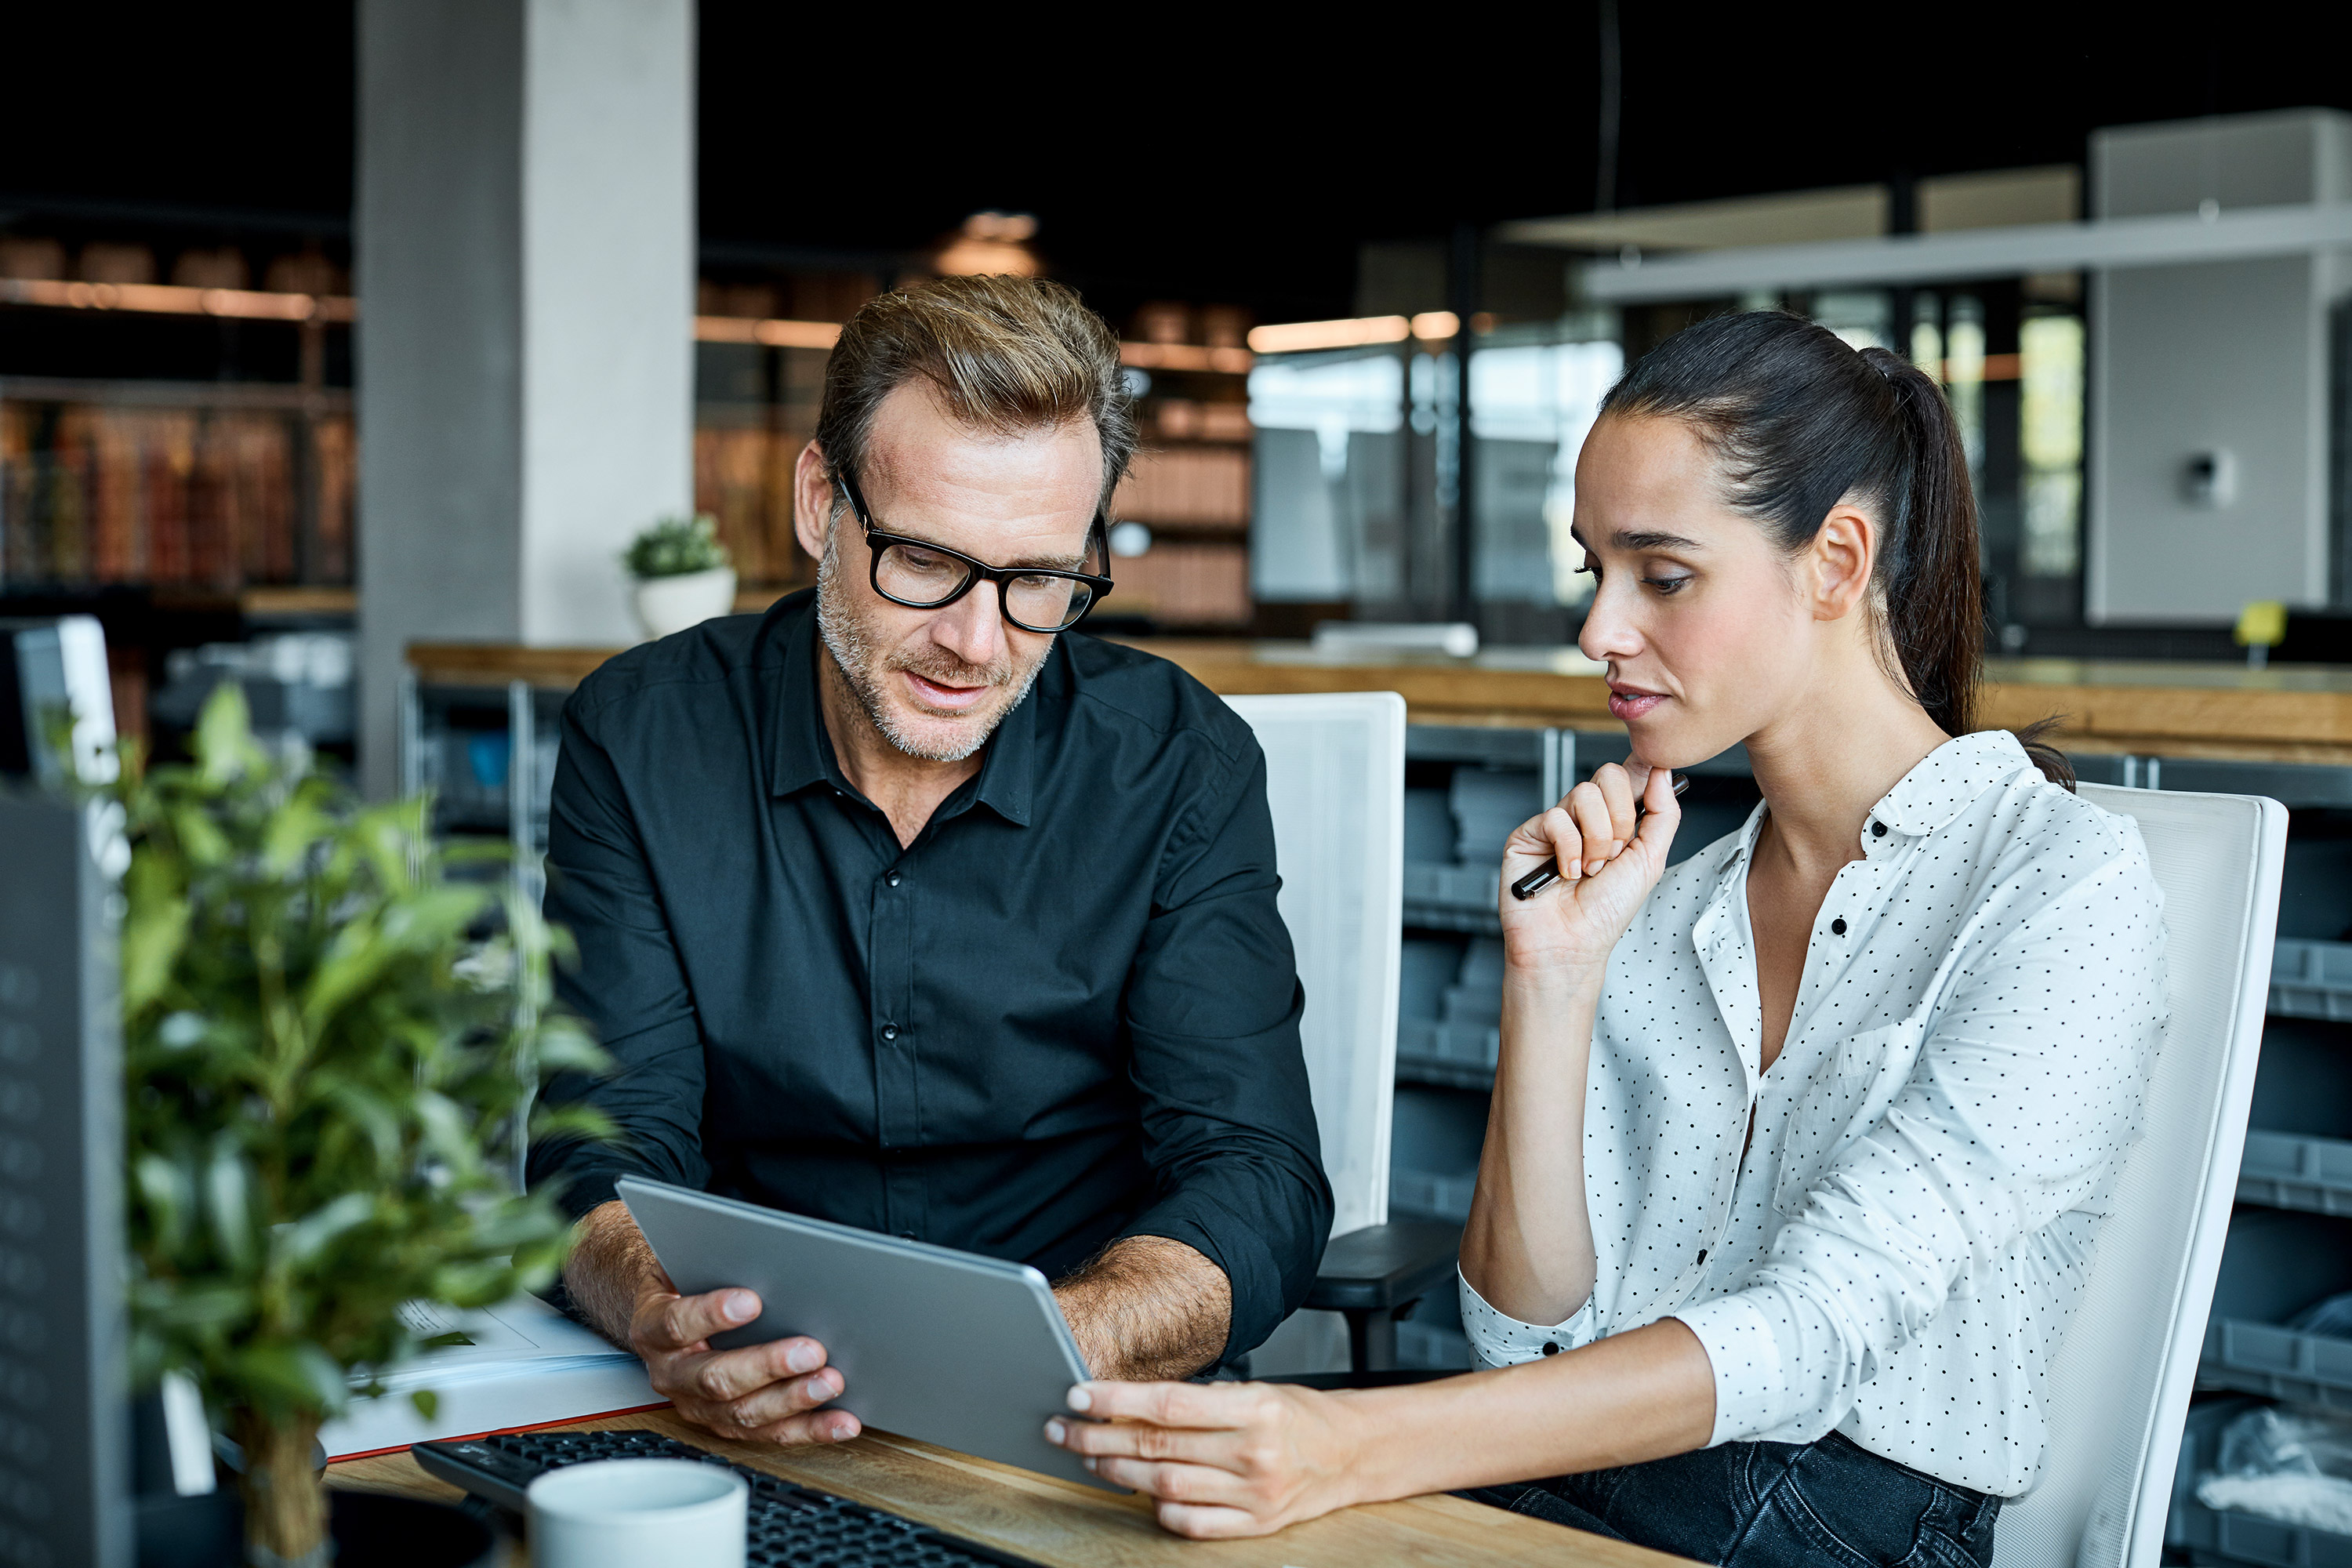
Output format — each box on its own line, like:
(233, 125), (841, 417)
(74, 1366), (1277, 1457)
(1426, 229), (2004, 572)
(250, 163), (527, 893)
(0, 616), (132, 1568)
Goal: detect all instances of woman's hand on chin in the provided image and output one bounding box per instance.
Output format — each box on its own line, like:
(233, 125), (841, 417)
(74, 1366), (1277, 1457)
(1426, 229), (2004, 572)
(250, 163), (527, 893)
(1043, 1380), (1365, 1538)
(1499, 761), (1682, 977)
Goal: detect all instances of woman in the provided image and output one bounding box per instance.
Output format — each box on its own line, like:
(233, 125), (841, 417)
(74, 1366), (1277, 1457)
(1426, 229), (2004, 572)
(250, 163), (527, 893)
(1043, 311), (2168, 1567)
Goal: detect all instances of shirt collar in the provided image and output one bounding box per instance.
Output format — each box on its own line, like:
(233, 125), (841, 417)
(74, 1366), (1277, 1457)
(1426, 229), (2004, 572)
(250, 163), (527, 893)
(764, 596), (1039, 828)
(1705, 800), (1769, 880)
(1698, 727), (2034, 877)
(1864, 729), (2034, 844)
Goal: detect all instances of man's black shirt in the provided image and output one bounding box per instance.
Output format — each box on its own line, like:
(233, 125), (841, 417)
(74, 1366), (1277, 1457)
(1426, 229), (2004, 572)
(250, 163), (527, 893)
(528, 591), (1331, 1357)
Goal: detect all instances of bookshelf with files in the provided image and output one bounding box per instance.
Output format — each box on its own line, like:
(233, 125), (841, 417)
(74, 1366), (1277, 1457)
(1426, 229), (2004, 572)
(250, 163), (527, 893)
(2, 240), (363, 753)
(0, 379), (355, 598)
(1101, 302), (1255, 633)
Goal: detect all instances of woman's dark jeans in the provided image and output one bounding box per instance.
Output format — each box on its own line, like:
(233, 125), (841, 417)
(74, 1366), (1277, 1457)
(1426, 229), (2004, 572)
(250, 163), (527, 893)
(1459, 1432), (1999, 1567)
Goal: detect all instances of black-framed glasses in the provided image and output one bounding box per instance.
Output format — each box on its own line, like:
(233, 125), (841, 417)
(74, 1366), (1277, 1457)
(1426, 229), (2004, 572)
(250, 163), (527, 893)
(834, 469), (1114, 633)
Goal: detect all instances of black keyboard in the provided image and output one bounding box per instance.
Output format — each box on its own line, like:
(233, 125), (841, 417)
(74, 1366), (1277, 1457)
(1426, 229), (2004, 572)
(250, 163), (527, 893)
(415, 1428), (1041, 1566)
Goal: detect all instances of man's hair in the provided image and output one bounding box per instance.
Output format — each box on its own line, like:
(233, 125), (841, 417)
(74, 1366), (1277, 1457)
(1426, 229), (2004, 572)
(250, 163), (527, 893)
(815, 274), (1138, 517)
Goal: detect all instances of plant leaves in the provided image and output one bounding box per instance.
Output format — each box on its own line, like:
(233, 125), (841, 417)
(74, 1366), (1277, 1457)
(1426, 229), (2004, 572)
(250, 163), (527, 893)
(279, 1191), (375, 1265)
(192, 682), (260, 786)
(202, 1139), (256, 1273)
(110, 713), (615, 1422)
(120, 862), (191, 1016)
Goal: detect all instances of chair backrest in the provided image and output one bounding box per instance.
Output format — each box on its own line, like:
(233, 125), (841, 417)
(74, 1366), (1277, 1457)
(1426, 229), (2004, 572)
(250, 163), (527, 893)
(1996, 785), (2285, 1568)
(1220, 692), (1406, 1238)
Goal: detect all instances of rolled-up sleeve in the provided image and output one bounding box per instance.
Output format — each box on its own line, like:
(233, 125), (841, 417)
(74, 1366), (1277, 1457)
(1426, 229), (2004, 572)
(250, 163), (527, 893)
(526, 691), (713, 1220)
(1115, 739), (1334, 1359)
(1460, 1269), (1598, 1367)
(1672, 846), (2166, 1446)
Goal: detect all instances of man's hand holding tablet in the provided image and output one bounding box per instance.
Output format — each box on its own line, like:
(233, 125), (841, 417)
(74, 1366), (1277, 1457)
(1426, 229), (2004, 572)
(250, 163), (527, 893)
(630, 1279), (860, 1445)
(567, 1199), (862, 1446)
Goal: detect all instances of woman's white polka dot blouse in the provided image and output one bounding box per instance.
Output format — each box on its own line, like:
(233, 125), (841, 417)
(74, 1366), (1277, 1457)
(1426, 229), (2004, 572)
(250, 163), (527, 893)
(1459, 729), (2168, 1498)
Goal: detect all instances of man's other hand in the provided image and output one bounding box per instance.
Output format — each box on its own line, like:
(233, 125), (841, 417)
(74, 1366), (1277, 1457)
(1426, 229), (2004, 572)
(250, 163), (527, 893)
(630, 1285), (861, 1446)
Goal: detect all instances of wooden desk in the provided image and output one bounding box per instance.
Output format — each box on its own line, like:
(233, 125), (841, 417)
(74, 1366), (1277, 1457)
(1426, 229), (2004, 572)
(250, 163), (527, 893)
(406, 636), (2352, 768)
(327, 1406), (1690, 1566)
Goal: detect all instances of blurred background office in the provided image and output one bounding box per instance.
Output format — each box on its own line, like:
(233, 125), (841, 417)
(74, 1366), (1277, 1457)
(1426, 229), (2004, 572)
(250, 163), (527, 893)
(8, 7), (2352, 1561)
(6, 4), (2348, 772)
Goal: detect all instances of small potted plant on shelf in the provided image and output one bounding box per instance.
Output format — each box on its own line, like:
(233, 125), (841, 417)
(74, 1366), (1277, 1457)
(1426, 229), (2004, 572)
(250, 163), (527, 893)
(623, 512), (737, 640)
(112, 686), (609, 1568)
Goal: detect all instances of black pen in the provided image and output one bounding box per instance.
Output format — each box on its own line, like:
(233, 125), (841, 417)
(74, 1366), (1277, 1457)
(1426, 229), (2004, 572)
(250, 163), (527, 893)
(1508, 772), (1689, 901)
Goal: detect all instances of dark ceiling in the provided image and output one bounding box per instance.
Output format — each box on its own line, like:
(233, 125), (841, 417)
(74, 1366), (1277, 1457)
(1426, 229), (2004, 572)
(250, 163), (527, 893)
(3, 2), (2344, 327)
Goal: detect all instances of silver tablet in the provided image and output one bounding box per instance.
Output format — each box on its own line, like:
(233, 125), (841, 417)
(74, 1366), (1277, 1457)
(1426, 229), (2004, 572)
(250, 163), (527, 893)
(615, 1177), (1109, 1490)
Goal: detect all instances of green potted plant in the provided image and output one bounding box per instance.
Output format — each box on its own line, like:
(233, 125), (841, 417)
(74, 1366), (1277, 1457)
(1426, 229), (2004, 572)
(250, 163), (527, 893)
(113, 686), (608, 1567)
(623, 512), (736, 640)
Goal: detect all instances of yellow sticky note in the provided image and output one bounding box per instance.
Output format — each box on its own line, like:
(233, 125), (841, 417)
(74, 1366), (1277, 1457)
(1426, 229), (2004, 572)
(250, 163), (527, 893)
(2235, 601), (2288, 648)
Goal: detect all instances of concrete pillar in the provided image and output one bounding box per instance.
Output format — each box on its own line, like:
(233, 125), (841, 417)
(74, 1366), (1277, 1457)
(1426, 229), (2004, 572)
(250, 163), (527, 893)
(356, 0), (694, 797)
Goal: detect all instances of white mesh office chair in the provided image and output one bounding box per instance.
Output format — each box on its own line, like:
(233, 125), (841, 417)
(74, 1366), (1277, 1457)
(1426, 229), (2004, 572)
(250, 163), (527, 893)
(1220, 694), (1457, 1376)
(1997, 785), (2285, 1567)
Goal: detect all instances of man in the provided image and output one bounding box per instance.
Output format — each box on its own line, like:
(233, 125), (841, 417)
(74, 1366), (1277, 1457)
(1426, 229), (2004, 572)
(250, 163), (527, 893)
(529, 274), (1331, 1447)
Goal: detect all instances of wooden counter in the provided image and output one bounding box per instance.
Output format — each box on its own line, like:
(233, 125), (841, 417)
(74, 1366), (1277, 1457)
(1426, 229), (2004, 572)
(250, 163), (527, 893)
(407, 637), (2352, 768)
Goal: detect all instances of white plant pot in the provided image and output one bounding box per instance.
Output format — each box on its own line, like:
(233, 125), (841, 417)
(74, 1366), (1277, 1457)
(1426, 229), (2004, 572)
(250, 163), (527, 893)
(632, 567), (738, 641)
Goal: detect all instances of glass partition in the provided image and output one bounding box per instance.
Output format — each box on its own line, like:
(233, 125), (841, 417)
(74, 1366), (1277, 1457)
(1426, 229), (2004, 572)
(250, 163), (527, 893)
(1249, 329), (1621, 641)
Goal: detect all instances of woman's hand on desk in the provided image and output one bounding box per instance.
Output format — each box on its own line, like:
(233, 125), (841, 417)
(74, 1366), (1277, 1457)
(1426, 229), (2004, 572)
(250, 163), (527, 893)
(1043, 1380), (1365, 1537)
(1498, 762), (1681, 982)
(630, 1286), (862, 1446)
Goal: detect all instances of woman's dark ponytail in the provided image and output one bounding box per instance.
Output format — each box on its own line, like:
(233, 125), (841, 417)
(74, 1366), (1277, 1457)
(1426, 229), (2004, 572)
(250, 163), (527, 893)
(1601, 312), (2074, 789)
(1855, 347), (1979, 739)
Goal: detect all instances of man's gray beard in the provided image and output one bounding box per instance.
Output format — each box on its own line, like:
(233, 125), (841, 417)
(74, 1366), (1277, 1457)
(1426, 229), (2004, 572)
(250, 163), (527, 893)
(815, 528), (1047, 764)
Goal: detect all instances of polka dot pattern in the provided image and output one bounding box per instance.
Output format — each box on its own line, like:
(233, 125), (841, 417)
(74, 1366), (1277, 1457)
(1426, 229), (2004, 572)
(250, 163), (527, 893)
(1458, 729), (2169, 1499)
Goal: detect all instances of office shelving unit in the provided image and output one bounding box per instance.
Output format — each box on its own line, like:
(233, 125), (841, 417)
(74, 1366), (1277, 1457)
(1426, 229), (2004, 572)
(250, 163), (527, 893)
(2174, 800), (2352, 1562)
(397, 671), (562, 906)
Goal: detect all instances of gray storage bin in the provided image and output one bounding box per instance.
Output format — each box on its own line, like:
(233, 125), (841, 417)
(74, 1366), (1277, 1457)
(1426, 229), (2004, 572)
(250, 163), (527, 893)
(1389, 1167), (1476, 1223)
(1394, 1019), (1500, 1089)
(1449, 766), (1541, 866)
(2270, 940), (2352, 1023)
(2169, 1397), (2352, 1566)
(2200, 1210), (2352, 1409)
(1403, 862), (1502, 935)
(1443, 938), (1505, 1025)
(1398, 938), (1464, 1022)
(2239, 1130), (2352, 1218)
(1404, 786), (1456, 865)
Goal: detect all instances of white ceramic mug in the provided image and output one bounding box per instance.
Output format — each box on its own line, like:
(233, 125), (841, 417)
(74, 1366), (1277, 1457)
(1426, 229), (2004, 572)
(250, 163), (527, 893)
(527, 1457), (749, 1568)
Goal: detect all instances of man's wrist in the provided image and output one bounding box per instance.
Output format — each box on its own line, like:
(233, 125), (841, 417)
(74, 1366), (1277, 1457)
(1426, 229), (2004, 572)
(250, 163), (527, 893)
(564, 1200), (663, 1348)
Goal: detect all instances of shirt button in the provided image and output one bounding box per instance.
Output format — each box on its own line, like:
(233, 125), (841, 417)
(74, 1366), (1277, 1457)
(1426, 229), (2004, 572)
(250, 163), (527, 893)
(886, 870), (902, 887)
(1541, 1341), (1560, 1356)
(1871, 821), (1888, 838)
(880, 1024), (899, 1042)
(1697, 1248), (1708, 1265)
(1831, 917), (1848, 935)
